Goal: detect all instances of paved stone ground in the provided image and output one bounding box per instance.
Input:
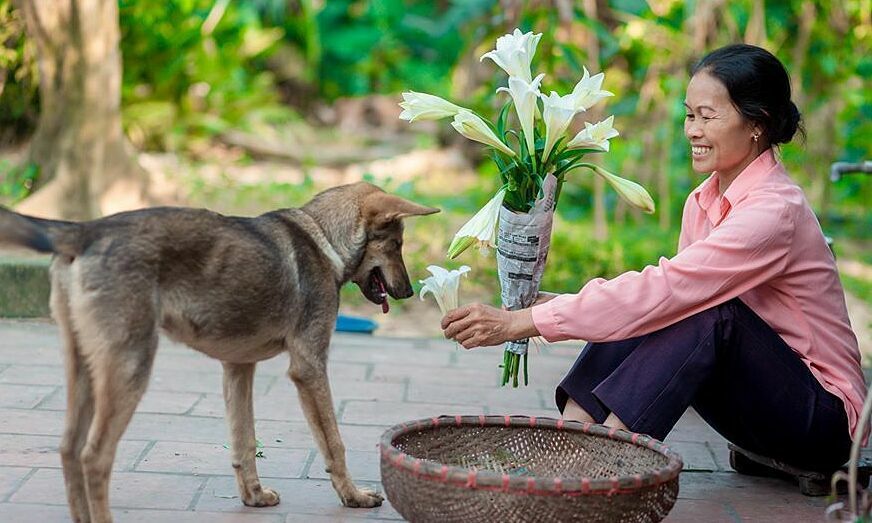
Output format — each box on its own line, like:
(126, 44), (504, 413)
(0, 319), (846, 522)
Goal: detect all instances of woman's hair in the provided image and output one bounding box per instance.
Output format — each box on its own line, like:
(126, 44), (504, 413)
(692, 44), (804, 145)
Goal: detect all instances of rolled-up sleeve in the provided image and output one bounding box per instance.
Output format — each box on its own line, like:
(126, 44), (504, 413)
(531, 194), (795, 342)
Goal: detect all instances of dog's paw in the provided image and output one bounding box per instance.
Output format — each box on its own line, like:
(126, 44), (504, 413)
(243, 487), (281, 507)
(342, 487), (384, 508)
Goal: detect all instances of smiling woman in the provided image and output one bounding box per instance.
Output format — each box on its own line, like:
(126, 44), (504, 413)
(442, 44), (865, 477)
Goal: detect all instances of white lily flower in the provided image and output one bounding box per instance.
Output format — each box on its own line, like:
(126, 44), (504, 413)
(399, 91), (463, 122)
(480, 28), (542, 83)
(447, 187), (506, 259)
(497, 73), (544, 156)
(570, 67), (614, 111)
(584, 163), (655, 214)
(540, 90), (580, 161)
(419, 265), (471, 315)
(567, 115), (620, 152)
(451, 110), (516, 157)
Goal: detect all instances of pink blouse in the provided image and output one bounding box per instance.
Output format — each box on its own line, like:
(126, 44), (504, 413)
(531, 148), (866, 438)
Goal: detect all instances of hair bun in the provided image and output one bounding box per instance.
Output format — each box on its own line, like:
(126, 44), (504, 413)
(771, 100), (801, 145)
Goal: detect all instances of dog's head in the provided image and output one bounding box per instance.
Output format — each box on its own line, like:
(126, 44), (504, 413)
(352, 189), (439, 312)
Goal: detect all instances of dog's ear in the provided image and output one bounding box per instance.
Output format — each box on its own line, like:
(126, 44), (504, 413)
(362, 192), (440, 226)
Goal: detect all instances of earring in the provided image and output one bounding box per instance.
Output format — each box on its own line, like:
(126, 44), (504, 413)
(752, 133), (759, 143)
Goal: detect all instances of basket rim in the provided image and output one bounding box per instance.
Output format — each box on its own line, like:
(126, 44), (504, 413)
(380, 414), (684, 497)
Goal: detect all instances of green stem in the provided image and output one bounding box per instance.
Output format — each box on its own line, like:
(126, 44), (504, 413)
(523, 353), (528, 386)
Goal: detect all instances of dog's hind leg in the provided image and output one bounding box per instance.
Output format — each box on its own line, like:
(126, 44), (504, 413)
(74, 301), (158, 523)
(52, 270), (94, 523)
(288, 337), (384, 508)
(221, 362), (280, 507)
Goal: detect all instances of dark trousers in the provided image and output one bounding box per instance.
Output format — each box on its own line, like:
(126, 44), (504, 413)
(556, 298), (852, 472)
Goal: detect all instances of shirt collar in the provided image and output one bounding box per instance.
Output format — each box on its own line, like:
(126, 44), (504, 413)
(693, 148), (778, 225)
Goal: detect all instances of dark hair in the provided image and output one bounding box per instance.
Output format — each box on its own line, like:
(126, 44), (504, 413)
(692, 44), (804, 145)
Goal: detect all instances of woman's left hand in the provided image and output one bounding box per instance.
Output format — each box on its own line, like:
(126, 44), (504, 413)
(441, 303), (539, 349)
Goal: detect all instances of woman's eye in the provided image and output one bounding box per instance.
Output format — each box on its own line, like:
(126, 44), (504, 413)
(685, 114), (694, 119)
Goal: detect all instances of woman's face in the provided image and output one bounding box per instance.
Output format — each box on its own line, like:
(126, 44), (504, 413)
(684, 71), (762, 181)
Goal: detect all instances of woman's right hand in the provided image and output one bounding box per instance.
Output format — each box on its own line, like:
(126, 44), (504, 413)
(533, 291), (559, 307)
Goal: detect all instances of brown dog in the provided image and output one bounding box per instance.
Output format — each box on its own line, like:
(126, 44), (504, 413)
(0, 182), (439, 522)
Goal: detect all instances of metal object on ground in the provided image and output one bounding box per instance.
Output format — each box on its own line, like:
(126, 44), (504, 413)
(728, 443), (872, 497)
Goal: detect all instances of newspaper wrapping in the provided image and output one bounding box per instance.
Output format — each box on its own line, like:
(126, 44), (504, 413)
(496, 174), (557, 357)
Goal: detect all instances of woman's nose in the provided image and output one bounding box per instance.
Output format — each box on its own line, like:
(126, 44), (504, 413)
(685, 120), (702, 139)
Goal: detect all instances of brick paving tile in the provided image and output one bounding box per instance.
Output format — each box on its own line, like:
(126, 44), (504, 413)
(406, 382), (546, 410)
(0, 364), (64, 385)
(664, 499), (739, 522)
(308, 450), (381, 482)
(40, 388), (203, 415)
(116, 508), (285, 523)
(0, 466), (32, 501)
(254, 420), (389, 453)
(339, 400), (486, 425)
(0, 407), (63, 436)
(665, 441), (718, 472)
(11, 468), (204, 510)
(0, 434), (147, 471)
(0, 503), (72, 523)
(368, 361), (502, 386)
(135, 441), (311, 479)
(0, 383), (56, 409)
(195, 475), (402, 520)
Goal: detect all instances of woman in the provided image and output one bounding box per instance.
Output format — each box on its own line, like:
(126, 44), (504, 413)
(442, 44), (865, 473)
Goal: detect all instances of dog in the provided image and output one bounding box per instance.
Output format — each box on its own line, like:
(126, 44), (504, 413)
(0, 182), (439, 522)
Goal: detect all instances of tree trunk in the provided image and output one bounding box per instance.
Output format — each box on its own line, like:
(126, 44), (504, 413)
(14, 0), (150, 220)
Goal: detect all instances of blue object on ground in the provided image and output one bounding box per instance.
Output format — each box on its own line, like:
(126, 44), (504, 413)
(335, 314), (378, 334)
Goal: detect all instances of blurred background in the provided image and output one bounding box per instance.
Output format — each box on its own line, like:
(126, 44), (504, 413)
(0, 0), (869, 341)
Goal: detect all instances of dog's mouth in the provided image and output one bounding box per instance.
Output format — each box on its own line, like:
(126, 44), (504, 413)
(364, 267), (390, 314)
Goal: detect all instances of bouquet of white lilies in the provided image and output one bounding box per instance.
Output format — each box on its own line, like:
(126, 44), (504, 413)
(401, 28), (654, 387)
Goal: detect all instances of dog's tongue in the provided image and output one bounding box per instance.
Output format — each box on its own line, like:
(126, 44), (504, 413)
(377, 277), (389, 314)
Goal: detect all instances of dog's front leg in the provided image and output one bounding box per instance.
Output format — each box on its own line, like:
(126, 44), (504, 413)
(221, 362), (280, 507)
(288, 351), (384, 508)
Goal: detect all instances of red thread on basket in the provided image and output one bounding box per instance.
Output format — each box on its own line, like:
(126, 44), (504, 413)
(529, 416), (537, 427)
(554, 477), (563, 493)
(479, 415), (486, 426)
(502, 474), (510, 492)
(609, 476), (620, 496)
(455, 415), (462, 426)
(526, 477), (535, 494)
(504, 415), (511, 427)
(466, 470), (477, 488)
(557, 419), (564, 429)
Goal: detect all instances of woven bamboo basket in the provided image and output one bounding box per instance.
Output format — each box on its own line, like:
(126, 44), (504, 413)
(380, 415), (683, 523)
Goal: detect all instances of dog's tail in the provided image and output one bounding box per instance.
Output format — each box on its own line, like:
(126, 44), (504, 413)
(0, 206), (81, 256)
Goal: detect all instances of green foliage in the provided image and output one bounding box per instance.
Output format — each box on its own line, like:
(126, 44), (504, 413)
(0, 159), (38, 203)
(118, 0), (296, 150)
(0, 0), (38, 144)
(312, 0), (493, 99)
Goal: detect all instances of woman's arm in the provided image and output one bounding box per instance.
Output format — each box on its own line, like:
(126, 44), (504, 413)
(532, 192), (795, 343)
